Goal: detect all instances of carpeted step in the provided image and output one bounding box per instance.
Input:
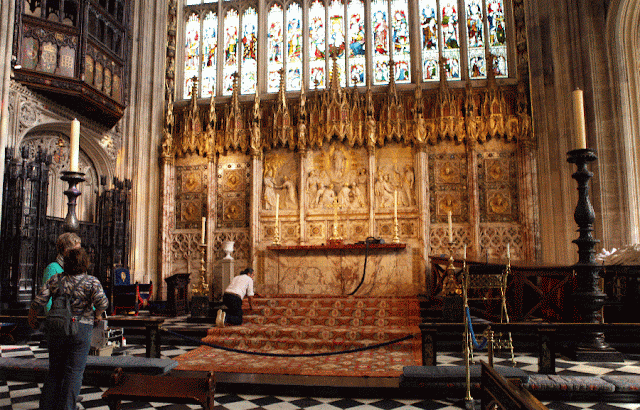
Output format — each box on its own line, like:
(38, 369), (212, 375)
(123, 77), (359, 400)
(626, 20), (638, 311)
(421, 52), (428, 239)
(242, 311), (420, 327)
(200, 335), (421, 353)
(206, 323), (419, 342)
(202, 324), (420, 352)
(192, 295), (423, 377)
(249, 296), (421, 317)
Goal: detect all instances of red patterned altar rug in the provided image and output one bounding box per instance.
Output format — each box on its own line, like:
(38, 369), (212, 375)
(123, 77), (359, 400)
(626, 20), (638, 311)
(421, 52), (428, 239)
(174, 295), (423, 377)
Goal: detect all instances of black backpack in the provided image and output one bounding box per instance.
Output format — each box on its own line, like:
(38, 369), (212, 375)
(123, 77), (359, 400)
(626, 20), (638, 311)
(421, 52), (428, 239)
(45, 274), (87, 337)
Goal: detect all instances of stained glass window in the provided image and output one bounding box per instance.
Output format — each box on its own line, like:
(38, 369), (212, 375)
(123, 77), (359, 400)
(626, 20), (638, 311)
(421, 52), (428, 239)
(241, 8), (258, 94)
(487, 0), (507, 77)
(184, 13), (200, 99)
(181, 0), (512, 99)
(201, 11), (217, 97)
(371, 0), (389, 85)
(308, 0), (326, 88)
(466, 0), (485, 78)
(441, 0), (461, 79)
(287, 3), (303, 90)
(391, 0), (410, 83)
(267, 4), (284, 92)
(328, 0), (346, 87)
(222, 9), (239, 95)
(420, 0), (439, 81)
(347, 0), (365, 86)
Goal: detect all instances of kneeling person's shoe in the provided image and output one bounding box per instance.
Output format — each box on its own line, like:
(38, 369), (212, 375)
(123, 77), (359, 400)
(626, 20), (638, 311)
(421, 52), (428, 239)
(216, 309), (224, 327)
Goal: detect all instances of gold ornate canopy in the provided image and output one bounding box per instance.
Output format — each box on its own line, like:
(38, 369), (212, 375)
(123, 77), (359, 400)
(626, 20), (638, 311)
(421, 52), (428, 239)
(162, 57), (533, 160)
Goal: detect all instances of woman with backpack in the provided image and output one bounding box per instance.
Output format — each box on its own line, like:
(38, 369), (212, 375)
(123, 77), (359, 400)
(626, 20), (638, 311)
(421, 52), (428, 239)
(41, 232), (82, 313)
(28, 247), (108, 410)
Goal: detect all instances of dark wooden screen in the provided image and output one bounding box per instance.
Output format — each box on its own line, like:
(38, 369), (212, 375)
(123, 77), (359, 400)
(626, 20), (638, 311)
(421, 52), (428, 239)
(0, 147), (50, 311)
(0, 148), (130, 313)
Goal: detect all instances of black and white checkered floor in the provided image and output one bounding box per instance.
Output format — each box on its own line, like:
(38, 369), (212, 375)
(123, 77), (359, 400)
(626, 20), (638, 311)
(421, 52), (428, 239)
(2, 332), (640, 409)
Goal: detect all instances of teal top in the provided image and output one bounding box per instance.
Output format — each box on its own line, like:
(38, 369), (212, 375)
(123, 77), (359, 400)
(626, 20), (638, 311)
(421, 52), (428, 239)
(42, 260), (63, 312)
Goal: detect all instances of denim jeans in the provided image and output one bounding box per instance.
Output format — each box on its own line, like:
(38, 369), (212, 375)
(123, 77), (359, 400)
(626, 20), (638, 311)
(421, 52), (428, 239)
(223, 293), (244, 325)
(40, 322), (92, 410)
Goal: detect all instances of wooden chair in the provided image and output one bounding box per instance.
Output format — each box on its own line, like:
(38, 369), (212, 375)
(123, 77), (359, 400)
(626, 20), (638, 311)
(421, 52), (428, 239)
(112, 268), (153, 316)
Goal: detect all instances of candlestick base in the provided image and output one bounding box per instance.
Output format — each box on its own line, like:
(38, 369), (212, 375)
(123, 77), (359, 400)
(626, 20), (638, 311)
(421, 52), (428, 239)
(566, 148), (620, 362)
(192, 243), (209, 297)
(273, 222), (281, 245)
(392, 218), (400, 243)
(61, 170), (86, 233)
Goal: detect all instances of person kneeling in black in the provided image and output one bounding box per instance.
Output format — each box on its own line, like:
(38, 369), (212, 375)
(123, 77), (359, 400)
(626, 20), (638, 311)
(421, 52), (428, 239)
(216, 268), (256, 327)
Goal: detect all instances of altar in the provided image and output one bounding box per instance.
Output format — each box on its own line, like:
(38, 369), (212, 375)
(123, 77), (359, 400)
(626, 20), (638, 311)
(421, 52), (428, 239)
(262, 242), (414, 296)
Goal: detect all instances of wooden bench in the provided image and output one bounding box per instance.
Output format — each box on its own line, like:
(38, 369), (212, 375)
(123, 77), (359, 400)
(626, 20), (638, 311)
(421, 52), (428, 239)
(480, 361), (548, 409)
(102, 368), (214, 410)
(420, 322), (640, 373)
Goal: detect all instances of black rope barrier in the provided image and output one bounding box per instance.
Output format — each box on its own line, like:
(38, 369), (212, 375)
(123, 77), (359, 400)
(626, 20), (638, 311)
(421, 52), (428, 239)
(161, 328), (417, 358)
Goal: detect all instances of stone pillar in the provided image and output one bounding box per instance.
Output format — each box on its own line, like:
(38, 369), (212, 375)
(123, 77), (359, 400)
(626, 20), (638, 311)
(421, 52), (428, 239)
(213, 256), (235, 301)
(0, 0), (15, 225)
(122, 0), (168, 286)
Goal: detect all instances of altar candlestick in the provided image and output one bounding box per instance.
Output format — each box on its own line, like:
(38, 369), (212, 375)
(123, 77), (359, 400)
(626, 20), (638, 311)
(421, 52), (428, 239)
(507, 242), (510, 259)
(201, 217), (206, 244)
(70, 119), (80, 172)
(447, 210), (453, 243)
(394, 190), (398, 219)
(463, 244), (467, 260)
(572, 89), (587, 149)
(275, 194), (279, 221)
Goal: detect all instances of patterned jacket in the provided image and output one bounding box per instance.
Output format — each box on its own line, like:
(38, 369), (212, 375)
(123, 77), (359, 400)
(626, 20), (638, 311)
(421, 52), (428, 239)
(32, 273), (109, 325)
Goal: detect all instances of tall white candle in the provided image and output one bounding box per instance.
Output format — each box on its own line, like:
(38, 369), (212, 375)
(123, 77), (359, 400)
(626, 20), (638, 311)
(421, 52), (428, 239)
(463, 244), (467, 260)
(394, 190), (398, 219)
(201, 217), (206, 244)
(275, 194), (279, 220)
(69, 119), (80, 171)
(572, 89), (587, 149)
(447, 210), (453, 243)
(507, 242), (510, 259)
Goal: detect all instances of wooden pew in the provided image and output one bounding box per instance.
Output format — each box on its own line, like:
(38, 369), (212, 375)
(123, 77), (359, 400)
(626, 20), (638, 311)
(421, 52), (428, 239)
(480, 361), (548, 409)
(420, 322), (640, 373)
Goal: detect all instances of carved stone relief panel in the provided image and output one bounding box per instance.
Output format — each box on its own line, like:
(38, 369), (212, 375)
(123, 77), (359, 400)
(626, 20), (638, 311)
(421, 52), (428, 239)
(175, 159), (207, 231)
(306, 222), (326, 241)
(480, 225), (523, 262)
(281, 221), (301, 242)
(217, 155), (250, 229)
(374, 144), (415, 211)
(262, 150), (299, 212)
(478, 150), (518, 223)
(264, 247), (417, 296)
(429, 151), (469, 224)
(211, 230), (250, 261)
(306, 144), (368, 212)
(169, 232), (202, 280)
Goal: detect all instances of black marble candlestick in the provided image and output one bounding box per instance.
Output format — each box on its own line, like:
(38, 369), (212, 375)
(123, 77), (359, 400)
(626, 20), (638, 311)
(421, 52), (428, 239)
(61, 170), (85, 233)
(567, 149), (621, 361)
